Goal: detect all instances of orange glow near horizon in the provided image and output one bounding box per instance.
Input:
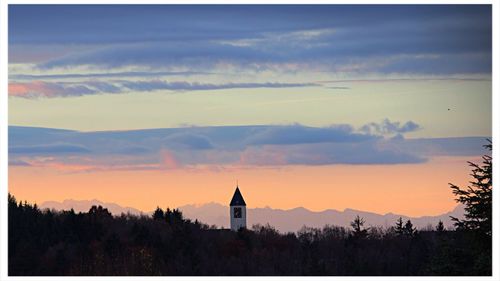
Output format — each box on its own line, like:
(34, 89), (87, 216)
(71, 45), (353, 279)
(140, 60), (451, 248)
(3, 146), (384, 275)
(9, 156), (478, 217)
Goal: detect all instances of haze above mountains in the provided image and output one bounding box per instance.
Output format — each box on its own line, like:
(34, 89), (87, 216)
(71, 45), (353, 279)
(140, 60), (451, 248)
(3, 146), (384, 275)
(40, 199), (464, 233)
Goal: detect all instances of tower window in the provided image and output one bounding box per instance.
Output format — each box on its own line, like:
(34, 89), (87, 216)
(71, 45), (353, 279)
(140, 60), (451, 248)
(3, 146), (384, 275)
(234, 207), (242, 218)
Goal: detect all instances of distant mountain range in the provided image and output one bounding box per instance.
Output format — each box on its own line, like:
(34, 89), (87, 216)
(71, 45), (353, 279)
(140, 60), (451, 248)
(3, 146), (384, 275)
(40, 199), (464, 233)
(40, 199), (146, 217)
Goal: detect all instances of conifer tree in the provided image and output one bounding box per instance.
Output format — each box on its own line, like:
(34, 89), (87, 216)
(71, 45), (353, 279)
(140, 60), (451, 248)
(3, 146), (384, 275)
(152, 206), (164, 220)
(403, 219), (416, 237)
(449, 140), (492, 236)
(436, 220), (445, 233)
(395, 217), (405, 236)
(350, 215), (368, 238)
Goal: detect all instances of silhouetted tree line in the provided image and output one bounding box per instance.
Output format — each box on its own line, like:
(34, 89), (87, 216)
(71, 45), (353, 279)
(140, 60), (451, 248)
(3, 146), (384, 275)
(8, 141), (491, 276)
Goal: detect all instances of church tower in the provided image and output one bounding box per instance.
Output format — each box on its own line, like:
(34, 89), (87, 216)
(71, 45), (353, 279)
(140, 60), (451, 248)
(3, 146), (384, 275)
(229, 185), (246, 231)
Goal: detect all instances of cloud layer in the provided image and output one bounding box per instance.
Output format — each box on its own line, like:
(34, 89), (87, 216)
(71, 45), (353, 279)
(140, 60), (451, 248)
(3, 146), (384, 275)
(9, 5), (491, 74)
(8, 120), (489, 172)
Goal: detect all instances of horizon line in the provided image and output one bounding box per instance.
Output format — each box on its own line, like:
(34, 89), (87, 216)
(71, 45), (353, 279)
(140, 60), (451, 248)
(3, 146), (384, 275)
(33, 196), (462, 219)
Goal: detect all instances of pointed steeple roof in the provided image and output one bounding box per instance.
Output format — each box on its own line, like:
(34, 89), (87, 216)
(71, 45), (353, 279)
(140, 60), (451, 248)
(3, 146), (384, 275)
(230, 186), (246, 206)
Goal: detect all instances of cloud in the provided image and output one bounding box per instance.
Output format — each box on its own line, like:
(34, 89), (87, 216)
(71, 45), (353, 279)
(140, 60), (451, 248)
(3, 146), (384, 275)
(10, 71), (210, 80)
(239, 146), (287, 166)
(120, 80), (317, 92)
(35, 40), (491, 75)
(247, 124), (377, 145)
(384, 137), (491, 157)
(8, 80), (317, 98)
(360, 119), (421, 135)
(8, 124), (489, 171)
(318, 77), (491, 84)
(10, 6), (489, 75)
(11, 158), (154, 173)
(9, 81), (96, 98)
(9, 143), (91, 154)
(84, 81), (122, 93)
(9, 5), (491, 47)
(239, 142), (425, 166)
(160, 150), (181, 169)
(288, 142), (426, 165)
(8, 81), (121, 98)
(111, 145), (151, 154)
(38, 42), (280, 70)
(8, 159), (32, 166)
(163, 133), (214, 150)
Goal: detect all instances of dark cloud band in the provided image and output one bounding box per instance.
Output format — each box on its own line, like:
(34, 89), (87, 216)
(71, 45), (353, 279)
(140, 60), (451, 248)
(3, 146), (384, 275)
(8, 122), (489, 171)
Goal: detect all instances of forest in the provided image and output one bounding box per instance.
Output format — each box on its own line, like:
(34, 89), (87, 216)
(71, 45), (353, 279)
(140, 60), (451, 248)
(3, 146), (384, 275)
(8, 142), (492, 276)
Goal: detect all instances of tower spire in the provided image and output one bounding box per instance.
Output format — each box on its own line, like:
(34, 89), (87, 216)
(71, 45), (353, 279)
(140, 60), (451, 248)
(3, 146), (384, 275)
(229, 182), (247, 231)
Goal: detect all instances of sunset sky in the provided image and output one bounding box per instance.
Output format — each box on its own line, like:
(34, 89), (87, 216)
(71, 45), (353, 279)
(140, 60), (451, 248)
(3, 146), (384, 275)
(8, 5), (492, 216)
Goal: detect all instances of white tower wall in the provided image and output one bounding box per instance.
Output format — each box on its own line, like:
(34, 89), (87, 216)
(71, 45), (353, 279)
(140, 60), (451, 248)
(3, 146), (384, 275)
(230, 205), (246, 231)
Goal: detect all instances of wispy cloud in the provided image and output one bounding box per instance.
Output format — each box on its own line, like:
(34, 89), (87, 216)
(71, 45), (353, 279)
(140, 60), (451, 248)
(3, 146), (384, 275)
(9, 80), (318, 98)
(360, 119), (421, 136)
(10, 71), (211, 80)
(120, 80), (318, 92)
(9, 81), (96, 98)
(317, 77), (492, 84)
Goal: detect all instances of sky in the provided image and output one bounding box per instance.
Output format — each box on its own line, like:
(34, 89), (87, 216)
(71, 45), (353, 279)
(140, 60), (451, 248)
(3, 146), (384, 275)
(8, 5), (492, 217)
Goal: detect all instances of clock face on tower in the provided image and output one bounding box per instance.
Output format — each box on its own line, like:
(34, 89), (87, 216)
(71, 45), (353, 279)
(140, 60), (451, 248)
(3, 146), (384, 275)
(234, 207), (242, 218)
